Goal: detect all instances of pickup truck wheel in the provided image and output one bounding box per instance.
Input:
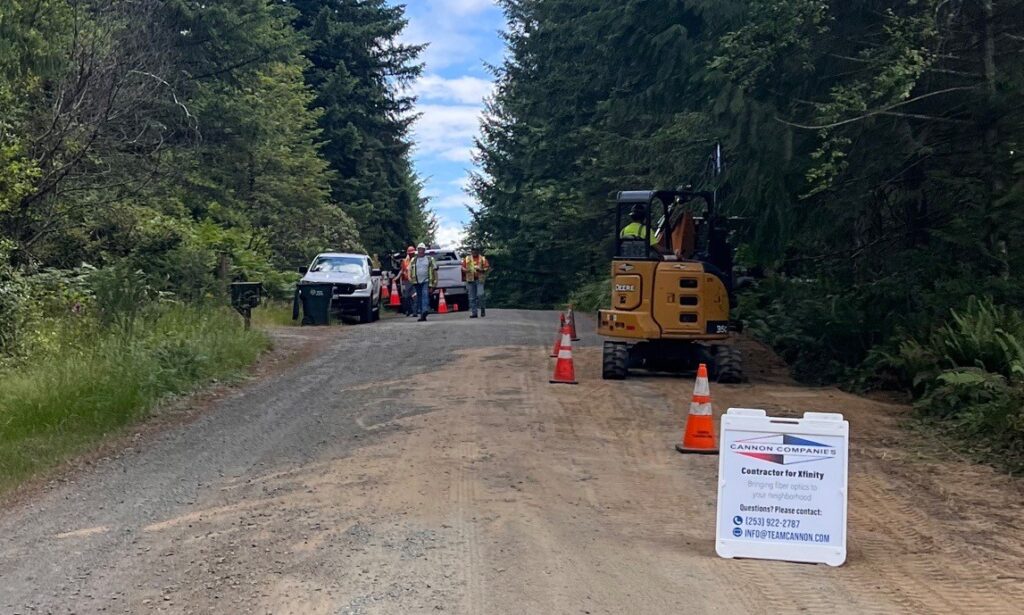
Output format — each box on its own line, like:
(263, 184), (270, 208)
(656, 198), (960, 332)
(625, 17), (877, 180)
(359, 299), (373, 324)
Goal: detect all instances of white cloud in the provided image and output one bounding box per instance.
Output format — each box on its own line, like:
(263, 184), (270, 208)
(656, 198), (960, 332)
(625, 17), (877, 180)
(412, 74), (494, 104)
(435, 221), (467, 248)
(432, 193), (477, 211)
(450, 175), (472, 189)
(399, 1), (502, 70)
(440, 147), (476, 162)
(412, 104), (483, 158)
(436, 0), (496, 15)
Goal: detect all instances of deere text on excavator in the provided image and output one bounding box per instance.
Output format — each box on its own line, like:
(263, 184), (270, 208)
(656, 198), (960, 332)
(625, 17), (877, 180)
(598, 187), (743, 382)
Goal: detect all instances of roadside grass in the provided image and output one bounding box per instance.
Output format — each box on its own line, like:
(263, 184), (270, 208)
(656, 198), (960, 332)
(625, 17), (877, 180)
(0, 305), (268, 495)
(252, 299), (299, 327)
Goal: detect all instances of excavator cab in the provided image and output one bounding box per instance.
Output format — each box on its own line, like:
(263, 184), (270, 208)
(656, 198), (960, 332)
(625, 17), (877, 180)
(599, 189), (743, 382)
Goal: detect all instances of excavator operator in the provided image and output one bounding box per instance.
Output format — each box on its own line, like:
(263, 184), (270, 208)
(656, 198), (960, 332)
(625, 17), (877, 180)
(619, 204), (658, 246)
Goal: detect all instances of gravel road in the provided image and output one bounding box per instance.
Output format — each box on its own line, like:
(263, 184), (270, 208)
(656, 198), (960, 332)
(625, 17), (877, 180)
(1, 309), (1022, 614)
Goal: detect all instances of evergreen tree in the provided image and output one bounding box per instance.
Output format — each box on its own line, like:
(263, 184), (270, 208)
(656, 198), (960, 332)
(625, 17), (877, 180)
(290, 0), (431, 256)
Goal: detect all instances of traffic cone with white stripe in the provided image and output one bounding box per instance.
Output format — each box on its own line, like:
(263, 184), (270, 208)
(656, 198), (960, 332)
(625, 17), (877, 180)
(437, 289), (449, 314)
(549, 324), (578, 385)
(675, 363), (718, 454)
(551, 313), (566, 357)
(389, 279), (401, 307)
(566, 305), (580, 341)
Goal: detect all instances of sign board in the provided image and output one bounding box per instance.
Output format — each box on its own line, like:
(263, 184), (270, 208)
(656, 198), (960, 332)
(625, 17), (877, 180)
(715, 408), (848, 566)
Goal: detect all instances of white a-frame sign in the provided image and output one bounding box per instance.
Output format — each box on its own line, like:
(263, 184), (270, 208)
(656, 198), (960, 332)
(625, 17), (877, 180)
(715, 408), (849, 566)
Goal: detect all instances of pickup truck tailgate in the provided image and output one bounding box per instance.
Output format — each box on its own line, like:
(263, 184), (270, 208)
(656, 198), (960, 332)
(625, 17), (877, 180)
(436, 262), (465, 294)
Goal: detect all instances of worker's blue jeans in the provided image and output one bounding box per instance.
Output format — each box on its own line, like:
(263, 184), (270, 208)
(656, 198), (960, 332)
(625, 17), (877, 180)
(468, 280), (485, 315)
(415, 281), (431, 315)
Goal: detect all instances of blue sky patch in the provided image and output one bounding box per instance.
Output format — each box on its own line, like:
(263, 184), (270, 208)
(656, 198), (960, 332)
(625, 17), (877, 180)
(396, 0), (505, 246)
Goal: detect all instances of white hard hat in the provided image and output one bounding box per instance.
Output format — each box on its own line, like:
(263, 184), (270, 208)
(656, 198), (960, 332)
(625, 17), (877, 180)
(416, 242), (427, 249)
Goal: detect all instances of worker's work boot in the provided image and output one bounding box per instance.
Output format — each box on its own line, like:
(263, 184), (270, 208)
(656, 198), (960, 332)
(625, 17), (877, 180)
(418, 314), (427, 322)
(470, 313), (478, 319)
(480, 308), (486, 318)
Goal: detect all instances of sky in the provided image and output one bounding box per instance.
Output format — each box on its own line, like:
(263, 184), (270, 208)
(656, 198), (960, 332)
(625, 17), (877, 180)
(397, 0), (506, 248)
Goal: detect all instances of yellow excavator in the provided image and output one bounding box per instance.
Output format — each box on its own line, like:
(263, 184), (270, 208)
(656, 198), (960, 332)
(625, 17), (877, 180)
(598, 186), (743, 382)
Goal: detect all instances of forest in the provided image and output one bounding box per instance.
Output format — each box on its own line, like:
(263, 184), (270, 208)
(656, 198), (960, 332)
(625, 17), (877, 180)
(470, 0), (1024, 465)
(1, 0), (430, 352)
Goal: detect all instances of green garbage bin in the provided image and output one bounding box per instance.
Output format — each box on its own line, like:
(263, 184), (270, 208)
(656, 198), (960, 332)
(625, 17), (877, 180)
(296, 282), (333, 326)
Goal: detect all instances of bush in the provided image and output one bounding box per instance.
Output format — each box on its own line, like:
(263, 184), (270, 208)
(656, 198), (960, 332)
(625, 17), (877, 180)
(915, 368), (1024, 468)
(0, 304), (269, 493)
(568, 276), (610, 312)
(868, 297), (1024, 470)
(0, 256), (28, 359)
(735, 278), (877, 384)
(89, 264), (153, 333)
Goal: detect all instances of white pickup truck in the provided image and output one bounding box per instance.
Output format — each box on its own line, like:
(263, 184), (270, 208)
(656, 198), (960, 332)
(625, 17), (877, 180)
(425, 249), (468, 311)
(298, 252), (382, 323)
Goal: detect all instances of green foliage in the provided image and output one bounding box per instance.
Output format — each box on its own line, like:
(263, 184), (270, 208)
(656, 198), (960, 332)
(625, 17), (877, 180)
(736, 279), (876, 384)
(478, 0), (1023, 309)
(864, 297), (1024, 469)
(931, 298), (1024, 378)
(0, 0), (69, 217)
(0, 304), (268, 493)
(0, 0), (428, 301)
(915, 369), (1024, 468)
(568, 277), (611, 313)
(89, 265), (153, 334)
(0, 241), (28, 358)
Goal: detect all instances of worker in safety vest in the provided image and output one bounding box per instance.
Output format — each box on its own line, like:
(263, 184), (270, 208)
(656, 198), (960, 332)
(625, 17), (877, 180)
(461, 247), (490, 318)
(408, 243), (437, 322)
(399, 246), (416, 316)
(620, 203), (658, 246)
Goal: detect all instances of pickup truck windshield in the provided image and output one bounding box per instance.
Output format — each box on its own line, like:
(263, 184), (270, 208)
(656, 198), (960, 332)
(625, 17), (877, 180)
(310, 256), (365, 274)
(427, 251), (459, 262)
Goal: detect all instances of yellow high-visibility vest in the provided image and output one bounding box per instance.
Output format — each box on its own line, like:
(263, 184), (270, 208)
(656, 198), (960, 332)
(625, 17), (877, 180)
(462, 255), (490, 281)
(620, 222), (657, 246)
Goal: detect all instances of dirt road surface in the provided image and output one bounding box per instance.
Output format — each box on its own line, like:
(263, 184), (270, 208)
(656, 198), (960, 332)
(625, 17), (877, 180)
(2, 309), (1023, 614)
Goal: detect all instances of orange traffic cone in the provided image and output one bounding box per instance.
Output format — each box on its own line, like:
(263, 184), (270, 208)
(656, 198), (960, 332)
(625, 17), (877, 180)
(567, 305), (580, 341)
(382, 280), (391, 301)
(438, 289), (449, 314)
(551, 313), (566, 357)
(550, 325), (578, 385)
(676, 363), (718, 454)
(389, 279), (401, 307)
(453, 302), (459, 312)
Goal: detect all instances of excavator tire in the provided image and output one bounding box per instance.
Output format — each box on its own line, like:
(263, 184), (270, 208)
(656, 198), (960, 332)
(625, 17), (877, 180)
(713, 345), (744, 383)
(602, 341), (629, 380)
